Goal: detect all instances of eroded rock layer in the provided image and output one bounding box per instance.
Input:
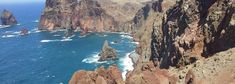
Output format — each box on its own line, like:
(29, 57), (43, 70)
(39, 0), (151, 32)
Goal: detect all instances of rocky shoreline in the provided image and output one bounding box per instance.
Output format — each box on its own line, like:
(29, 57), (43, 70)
(39, 0), (235, 84)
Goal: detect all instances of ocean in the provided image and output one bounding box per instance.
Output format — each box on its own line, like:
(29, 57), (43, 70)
(0, 3), (136, 84)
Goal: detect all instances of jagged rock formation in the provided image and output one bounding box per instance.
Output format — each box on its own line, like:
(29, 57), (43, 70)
(68, 0), (235, 84)
(69, 65), (124, 84)
(170, 48), (235, 84)
(125, 62), (177, 84)
(39, 0), (151, 32)
(0, 9), (17, 25)
(98, 40), (117, 61)
(150, 0), (235, 69)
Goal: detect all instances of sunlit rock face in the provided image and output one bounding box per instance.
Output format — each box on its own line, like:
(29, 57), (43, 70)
(39, 0), (150, 32)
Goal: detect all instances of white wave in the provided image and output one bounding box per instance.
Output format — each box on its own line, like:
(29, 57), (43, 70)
(16, 23), (21, 25)
(121, 51), (135, 80)
(61, 38), (72, 42)
(63, 35), (75, 39)
(40, 38), (73, 43)
(2, 35), (18, 38)
(12, 31), (21, 34)
(111, 32), (130, 35)
(110, 41), (117, 44)
(33, 20), (39, 23)
(0, 25), (10, 29)
(53, 35), (61, 37)
(82, 52), (107, 64)
(132, 42), (139, 45)
(99, 34), (107, 37)
(40, 40), (59, 43)
(120, 35), (133, 39)
(79, 35), (87, 38)
(31, 29), (41, 33)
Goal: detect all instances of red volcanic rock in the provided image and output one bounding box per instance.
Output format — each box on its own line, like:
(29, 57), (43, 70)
(69, 65), (124, 84)
(39, 0), (150, 33)
(126, 62), (177, 84)
(39, 0), (117, 32)
(98, 40), (117, 61)
(149, 0), (235, 68)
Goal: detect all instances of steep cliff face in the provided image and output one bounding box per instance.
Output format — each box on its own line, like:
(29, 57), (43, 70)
(68, 0), (235, 84)
(39, 0), (150, 32)
(0, 9), (18, 25)
(39, 0), (75, 30)
(150, 0), (235, 68)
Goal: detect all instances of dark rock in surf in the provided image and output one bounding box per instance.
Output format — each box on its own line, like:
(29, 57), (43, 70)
(0, 9), (17, 25)
(98, 40), (117, 61)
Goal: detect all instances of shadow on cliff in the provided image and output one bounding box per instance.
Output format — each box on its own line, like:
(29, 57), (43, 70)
(203, 6), (235, 57)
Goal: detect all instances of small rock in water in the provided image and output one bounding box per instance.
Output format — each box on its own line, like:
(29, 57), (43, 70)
(98, 40), (117, 61)
(20, 28), (29, 35)
(0, 9), (18, 25)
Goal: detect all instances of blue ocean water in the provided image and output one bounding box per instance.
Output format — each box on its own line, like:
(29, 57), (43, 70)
(0, 3), (136, 84)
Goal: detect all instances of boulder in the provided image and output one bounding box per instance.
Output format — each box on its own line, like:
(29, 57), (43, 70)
(69, 65), (124, 84)
(0, 9), (17, 25)
(20, 29), (29, 35)
(98, 40), (117, 61)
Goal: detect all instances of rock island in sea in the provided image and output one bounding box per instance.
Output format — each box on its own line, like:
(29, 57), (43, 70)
(98, 40), (118, 62)
(0, 9), (17, 25)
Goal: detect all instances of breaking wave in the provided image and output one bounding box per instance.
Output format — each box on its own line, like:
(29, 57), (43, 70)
(82, 52), (107, 64)
(121, 51), (135, 80)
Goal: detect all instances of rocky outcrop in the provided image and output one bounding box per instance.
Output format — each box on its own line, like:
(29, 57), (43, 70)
(98, 40), (117, 61)
(169, 48), (235, 84)
(69, 0), (235, 84)
(0, 9), (17, 25)
(125, 62), (177, 84)
(150, 0), (235, 68)
(39, 0), (150, 32)
(69, 65), (124, 84)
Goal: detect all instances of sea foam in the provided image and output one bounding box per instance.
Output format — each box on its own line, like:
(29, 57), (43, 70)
(120, 35), (133, 39)
(40, 39), (73, 43)
(1, 35), (18, 38)
(40, 40), (59, 43)
(33, 20), (39, 23)
(121, 51), (135, 80)
(82, 52), (107, 64)
(0, 25), (10, 29)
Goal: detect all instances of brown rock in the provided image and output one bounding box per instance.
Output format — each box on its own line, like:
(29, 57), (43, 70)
(69, 65), (124, 84)
(39, 0), (150, 32)
(98, 40), (117, 61)
(96, 76), (107, 84)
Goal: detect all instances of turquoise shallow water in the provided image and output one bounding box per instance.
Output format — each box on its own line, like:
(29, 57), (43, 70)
(0, 3), (136, 84)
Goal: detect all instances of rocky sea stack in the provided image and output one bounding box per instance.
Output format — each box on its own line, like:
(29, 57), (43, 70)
(98, 40), (117, 61)
(0, 9), (17, 25)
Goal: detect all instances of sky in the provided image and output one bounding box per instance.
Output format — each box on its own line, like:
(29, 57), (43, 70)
(0, 0), (45, 4)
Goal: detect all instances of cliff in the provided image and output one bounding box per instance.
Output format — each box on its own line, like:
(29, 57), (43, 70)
(63, 0), (235, 84)
(39, 0), (150, 32)
(0, 9), (18, 25)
